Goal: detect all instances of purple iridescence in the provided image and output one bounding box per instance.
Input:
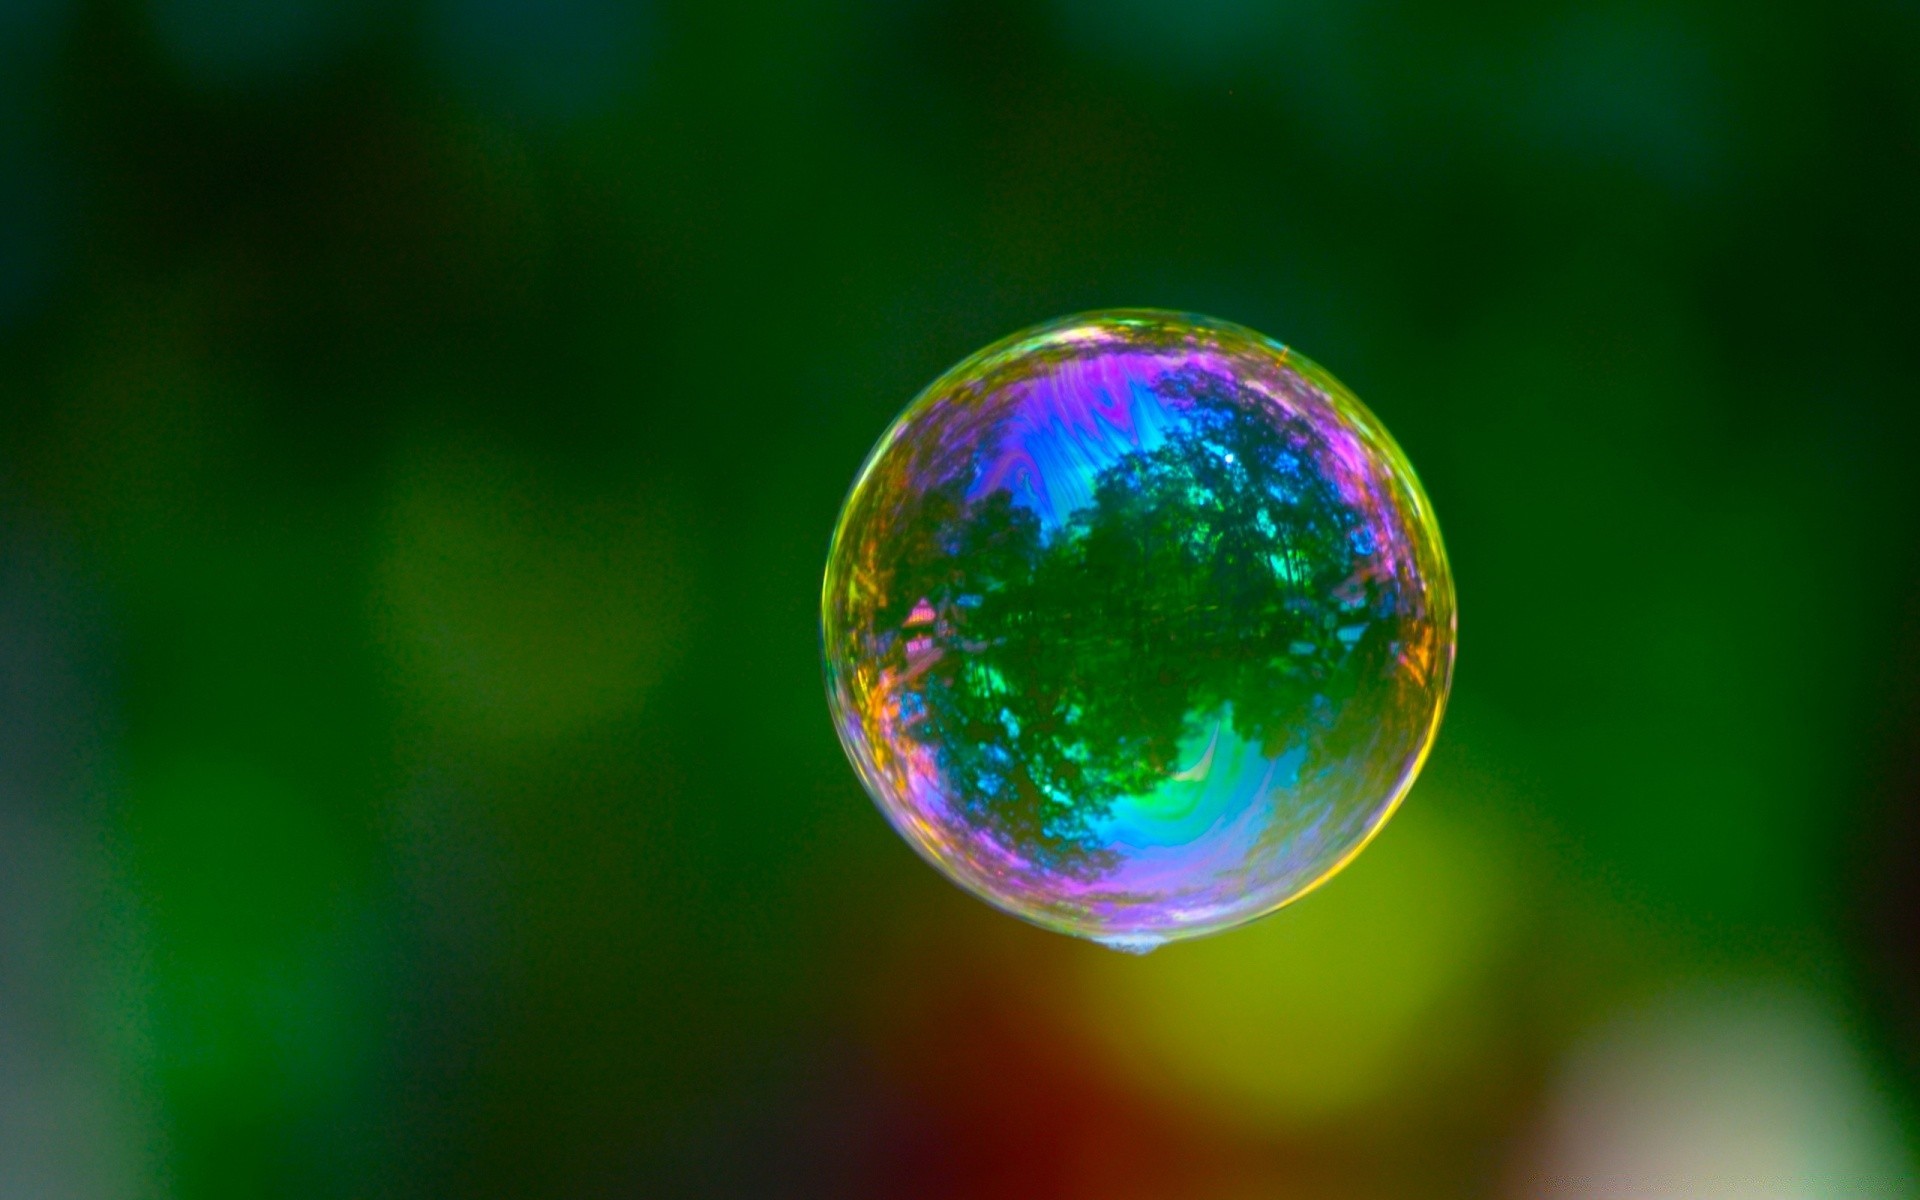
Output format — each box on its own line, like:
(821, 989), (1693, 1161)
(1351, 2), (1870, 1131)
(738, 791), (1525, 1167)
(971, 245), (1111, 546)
(823, 311), (1454, 950)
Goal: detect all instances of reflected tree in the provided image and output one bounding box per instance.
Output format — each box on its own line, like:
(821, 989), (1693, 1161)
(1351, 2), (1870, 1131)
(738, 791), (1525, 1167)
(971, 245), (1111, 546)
(876, 367), (1398, 876)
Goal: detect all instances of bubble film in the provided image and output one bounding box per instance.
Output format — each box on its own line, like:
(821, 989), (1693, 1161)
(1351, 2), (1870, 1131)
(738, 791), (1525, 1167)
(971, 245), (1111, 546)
(823, 312), (1454, 951)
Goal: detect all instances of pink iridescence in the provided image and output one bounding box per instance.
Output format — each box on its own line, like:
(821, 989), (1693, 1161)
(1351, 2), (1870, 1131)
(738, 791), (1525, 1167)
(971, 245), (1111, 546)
(823, 311), (1454, 950)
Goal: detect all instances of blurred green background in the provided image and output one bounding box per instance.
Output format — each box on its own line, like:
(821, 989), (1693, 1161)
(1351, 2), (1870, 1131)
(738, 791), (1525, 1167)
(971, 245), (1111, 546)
(2, 0), (1919, 1195)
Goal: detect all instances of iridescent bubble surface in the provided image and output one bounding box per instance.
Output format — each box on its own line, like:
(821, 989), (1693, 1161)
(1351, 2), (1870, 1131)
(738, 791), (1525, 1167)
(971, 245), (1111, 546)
(823, 311), (1454, 951)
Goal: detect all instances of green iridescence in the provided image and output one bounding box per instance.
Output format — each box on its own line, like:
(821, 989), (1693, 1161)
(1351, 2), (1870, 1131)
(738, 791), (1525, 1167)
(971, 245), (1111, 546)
(879, 372), (1376, 876)
(824, 311), (1453, 948)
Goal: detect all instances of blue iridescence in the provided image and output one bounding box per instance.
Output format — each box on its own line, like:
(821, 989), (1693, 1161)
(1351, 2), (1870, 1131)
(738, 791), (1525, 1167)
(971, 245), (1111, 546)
(823, 311), (1454, 950)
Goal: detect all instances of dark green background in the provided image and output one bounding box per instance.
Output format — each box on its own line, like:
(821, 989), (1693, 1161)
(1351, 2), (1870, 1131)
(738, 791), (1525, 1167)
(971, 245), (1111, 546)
(2, 0), (1917, 1195)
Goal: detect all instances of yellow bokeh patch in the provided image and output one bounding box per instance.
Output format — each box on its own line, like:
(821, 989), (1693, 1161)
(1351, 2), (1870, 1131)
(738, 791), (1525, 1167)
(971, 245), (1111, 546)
(1072, 792), (1512, 1125)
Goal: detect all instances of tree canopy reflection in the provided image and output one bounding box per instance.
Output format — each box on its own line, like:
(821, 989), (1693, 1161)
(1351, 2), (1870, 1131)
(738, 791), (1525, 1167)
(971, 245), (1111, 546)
(874, 367), (1401, 877)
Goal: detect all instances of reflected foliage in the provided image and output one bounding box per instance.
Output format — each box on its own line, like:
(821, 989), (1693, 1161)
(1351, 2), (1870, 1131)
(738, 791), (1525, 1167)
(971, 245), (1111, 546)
(874, 367), (1401, 874)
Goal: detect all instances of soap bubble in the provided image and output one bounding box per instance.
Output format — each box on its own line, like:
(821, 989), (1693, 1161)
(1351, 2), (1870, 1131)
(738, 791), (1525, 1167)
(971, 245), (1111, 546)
(823, 311), (1453, 951)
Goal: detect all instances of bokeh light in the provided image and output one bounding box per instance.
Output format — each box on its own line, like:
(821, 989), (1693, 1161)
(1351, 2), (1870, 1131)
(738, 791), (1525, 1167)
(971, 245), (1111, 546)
(372, 437), (694, 748)
(0, 0), (1915, 1196)
(1071, 793), (1512, 1122)
(1519, 986), (1918, 1197)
